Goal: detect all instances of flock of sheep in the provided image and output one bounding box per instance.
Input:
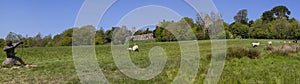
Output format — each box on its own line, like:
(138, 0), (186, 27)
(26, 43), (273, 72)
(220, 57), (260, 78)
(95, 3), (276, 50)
(128, 40), (298, 51)
(252, 39), (298, 48)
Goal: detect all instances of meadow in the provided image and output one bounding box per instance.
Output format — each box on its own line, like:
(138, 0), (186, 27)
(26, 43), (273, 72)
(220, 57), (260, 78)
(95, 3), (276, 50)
(0, 39), (299, 83)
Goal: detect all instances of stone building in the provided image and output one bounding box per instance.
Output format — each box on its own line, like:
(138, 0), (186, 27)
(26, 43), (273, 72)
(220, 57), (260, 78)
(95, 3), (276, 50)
(131, 33), (154, 41)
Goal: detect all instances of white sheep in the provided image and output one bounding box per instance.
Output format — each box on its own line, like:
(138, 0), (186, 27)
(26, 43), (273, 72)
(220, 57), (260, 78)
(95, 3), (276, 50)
(128, 44), (139, 51)
(268, 41), (272, 45)
(252, 42), (260, 48)
(132, 44), (139, 51)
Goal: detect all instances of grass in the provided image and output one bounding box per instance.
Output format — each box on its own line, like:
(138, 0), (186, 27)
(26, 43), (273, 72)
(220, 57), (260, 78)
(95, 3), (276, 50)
(0, 39), (299, 83)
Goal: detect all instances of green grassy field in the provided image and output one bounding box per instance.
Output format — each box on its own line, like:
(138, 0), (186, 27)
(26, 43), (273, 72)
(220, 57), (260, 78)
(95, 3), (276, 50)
(0, 39), (299, 83)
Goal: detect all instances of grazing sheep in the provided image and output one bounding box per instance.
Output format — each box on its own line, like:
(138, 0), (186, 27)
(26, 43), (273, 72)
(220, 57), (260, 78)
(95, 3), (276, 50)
(128, 44), (139, 51)
(268, 41), (272, 45)
(252, 42), (260, 48)
(132, 44), (139, 51)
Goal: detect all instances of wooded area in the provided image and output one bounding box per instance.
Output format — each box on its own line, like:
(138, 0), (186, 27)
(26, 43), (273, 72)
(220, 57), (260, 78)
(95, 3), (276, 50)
(0, 5), (299, 48)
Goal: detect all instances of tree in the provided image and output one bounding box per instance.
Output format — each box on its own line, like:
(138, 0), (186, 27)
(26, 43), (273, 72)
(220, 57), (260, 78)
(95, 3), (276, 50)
(112, 26), (131, 45)
(166, 18), (196, 41)
(104, 29), (113, 43)
(0, 38), (5, 48)
(33, 33), (42, 47)
(183, 17), (195, 29)
(95, 27), (105, 45)
(248, 20), (255, 27)
(53, 28), (76, 46)
(234, 9), (249, 24)
(273, 18), (290, 39)
(196, 13), (204, 26)
(250, 19), (269, 39)
(154, 20), (174, 42)
(40, 34), (52, 47)
(95, 37), (104, 45)
(153, 26), (163, 41)
(134, 30), (144, 35)
(231, 22), (249, 38)
(289, 18), (300, 39)
(73, 25), (96, 45)
(262, 10), (275, 23)
(26, 37), (35, 47)
(271, 5), (291, 20)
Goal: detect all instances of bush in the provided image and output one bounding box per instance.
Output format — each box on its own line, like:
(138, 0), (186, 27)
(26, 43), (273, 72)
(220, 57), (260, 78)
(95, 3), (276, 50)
(227, 47), (260, 59)
(207, 47), (261, 59)
(265, 45), (300, 56)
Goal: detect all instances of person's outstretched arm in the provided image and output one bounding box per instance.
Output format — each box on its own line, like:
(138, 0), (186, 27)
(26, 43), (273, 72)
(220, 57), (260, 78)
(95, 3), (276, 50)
(3, 41), (23, 51)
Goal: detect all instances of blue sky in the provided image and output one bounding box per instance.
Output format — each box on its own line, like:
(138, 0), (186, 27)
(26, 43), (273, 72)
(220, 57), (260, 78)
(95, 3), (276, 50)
(0, 0), (299, 38)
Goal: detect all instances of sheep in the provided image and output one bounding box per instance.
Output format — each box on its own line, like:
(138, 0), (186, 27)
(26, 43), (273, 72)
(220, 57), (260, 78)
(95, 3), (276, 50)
(252, 42), (260, 48)
(128, 44), (139, 51)
(132, 44), (139, 51)
(268, 41), (272, 46)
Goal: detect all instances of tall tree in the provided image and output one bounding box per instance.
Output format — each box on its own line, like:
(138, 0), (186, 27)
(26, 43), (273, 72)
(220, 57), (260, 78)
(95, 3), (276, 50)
(234, 9), (249, 24)
(112, 26), (131, 45)
(196, 13), (204, 26)
(262, 10), (275, 23)
(34, 33), (42, 47)
(95, 27), (105, 45)
(73, 25), (96, 45)
(231, 22), (249, 38)
(271, 5), (291, 19)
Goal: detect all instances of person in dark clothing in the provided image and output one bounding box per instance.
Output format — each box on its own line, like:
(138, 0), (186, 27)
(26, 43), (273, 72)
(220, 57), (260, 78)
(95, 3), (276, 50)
(293, 38), (298, 43)
(2, 40), (26, 65)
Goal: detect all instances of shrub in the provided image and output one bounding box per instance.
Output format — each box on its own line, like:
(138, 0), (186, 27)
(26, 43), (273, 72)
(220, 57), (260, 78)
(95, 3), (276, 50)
(265, 45), (300, 56)
(227, 47), (260, 59)
(206, 47), (261, 60)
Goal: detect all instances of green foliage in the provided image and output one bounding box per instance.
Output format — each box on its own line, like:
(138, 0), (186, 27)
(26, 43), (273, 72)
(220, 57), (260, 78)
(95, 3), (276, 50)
(226, 47), (260, 59)
(112, 26), (131, 45)
(154, 21), (176, 42)
(262, 10), (275, 23)
(234, 9), (249, 24)
(39, 34), (52, 47)
(52, 28), (75, 46)
(271, 5), (291, 19)
(59, 37), (72, 46)
(273, 18), (290, 39)
(231, 22), (249, 38)
(0, 38), (5, 48)
(133, 28), (153, 35)
(73, 25), (96, 45)
(47, 41), (53, 47)
(95, 37), (104, 45)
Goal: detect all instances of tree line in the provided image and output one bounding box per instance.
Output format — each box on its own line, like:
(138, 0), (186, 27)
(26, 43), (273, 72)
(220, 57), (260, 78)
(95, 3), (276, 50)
(0, 5), (299, 47)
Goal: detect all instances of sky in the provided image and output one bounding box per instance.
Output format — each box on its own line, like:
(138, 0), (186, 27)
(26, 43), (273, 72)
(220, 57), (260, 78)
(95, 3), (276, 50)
(0, 0), (299, 39)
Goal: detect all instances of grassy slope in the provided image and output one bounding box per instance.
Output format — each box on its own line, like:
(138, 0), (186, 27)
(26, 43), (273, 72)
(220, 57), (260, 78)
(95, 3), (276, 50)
(0, 39), (299, 83)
